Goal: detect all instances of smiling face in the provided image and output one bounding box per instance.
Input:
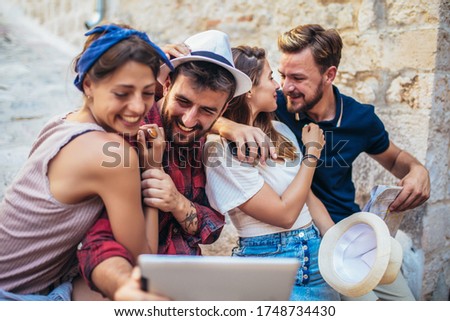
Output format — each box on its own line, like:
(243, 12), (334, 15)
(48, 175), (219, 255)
(161, 74), (229, 146)
(278, 48), (326, 114)
(84, 60), (156, 137)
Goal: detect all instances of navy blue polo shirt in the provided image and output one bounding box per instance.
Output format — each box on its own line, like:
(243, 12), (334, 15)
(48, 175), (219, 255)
(275, 86), (390, 222)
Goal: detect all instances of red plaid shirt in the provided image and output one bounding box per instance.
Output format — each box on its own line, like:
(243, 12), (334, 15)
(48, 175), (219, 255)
(77, 104), (224, 289)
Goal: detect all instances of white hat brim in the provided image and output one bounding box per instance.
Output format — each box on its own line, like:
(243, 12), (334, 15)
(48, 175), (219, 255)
(158, 55), (252, 98)
(318, 212), (402, 298)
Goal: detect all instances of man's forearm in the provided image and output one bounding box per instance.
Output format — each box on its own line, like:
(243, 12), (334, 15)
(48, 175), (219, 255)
(172, 195), (199, 235)
(390, 149), (426, 179)
(370, 141), (427, 179)
(372, 143), (430, 211)
(91, 257), (134, 300)
(210, 116), (228, 135)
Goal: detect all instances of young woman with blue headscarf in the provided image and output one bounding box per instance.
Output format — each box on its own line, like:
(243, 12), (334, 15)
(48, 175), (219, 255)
(0, 24), (172, 300)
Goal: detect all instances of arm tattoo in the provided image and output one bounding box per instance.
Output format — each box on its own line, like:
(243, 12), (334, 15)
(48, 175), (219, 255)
(180, 201), (198, 233)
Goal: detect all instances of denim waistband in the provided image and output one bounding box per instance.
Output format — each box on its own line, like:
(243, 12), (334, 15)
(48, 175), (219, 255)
(238, 223), (319, 247)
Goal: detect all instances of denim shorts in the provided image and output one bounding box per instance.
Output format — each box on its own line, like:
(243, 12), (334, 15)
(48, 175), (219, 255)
(232, 224), (340, 301)
(0, 281), (72, 301)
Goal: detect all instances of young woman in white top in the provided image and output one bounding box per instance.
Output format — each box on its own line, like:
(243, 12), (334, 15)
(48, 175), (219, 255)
(204, 46), (339, 300)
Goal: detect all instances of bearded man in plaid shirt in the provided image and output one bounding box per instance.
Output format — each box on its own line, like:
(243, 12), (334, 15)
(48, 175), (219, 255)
(76, 30), (252, 300)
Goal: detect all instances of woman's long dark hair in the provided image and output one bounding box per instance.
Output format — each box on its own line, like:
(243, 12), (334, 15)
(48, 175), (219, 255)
(223, 46), (298, 160)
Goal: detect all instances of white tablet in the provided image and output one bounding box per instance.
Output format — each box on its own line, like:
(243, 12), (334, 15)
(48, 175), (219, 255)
(138, 254), (300, 301)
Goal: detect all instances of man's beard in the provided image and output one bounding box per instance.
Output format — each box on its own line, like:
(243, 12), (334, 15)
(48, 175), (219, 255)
(286, 81), (324, 114)
(160, 100), (209, 147)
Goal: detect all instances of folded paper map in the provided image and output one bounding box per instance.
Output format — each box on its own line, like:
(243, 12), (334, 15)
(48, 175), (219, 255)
(363, 185), (404, 237)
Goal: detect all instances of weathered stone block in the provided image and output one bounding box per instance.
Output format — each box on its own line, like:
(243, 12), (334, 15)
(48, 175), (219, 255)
(426, 133), (449, 202)
(340, 33), (382, 73)
(396, 230), (425, 300)
(387, 72), (434, 110)
(358, 0), (376, 32)
(380, 29), (438, 70)
(423, 248), (450, 300)
(422, 204), (450, 252)
(354, 75), (379, 104)
(386, 0), (440, 26)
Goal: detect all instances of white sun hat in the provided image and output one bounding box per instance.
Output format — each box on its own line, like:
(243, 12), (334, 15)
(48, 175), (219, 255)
(158, 30), (252, 97)
(318, 212), (403, 298)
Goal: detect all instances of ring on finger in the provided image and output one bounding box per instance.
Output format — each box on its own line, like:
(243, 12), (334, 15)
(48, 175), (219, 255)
(147, 128), (158, 139)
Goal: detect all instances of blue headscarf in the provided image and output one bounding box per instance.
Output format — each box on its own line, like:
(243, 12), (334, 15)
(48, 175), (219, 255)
(74, 24), (174, 92)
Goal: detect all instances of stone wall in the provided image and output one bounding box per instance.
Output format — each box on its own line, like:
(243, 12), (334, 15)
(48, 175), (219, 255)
(1, 0), (448, 300)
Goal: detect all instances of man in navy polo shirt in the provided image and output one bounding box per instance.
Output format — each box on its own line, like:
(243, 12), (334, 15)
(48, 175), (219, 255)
(215, 24), (430, 301)
(275, 86), (393, 224)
